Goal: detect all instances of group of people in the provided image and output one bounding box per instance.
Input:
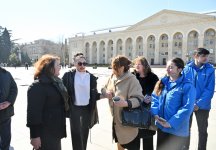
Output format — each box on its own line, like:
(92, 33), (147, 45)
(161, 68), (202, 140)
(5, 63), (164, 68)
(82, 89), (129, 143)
(0, 47), (214, 150)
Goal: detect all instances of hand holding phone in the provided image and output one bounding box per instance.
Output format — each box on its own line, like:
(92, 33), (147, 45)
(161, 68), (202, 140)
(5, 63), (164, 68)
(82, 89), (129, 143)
(112, 96), (120, 102)
(158, 117), (166, 122)
(144, 95), (151, 104)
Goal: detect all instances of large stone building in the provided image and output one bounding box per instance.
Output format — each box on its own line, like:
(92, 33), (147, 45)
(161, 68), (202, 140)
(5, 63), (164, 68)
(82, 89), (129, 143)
(68, 9), (216, 65)
(21, 39), (67, 64)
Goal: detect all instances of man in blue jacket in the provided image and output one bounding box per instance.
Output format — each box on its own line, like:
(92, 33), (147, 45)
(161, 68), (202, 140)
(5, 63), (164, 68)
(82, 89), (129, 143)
(184, 48), (215, 150)
(0, 67), (18, 150)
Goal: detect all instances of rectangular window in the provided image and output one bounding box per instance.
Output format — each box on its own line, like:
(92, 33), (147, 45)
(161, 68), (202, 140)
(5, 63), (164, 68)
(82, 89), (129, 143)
(179, 42), (182, 47)
(139, 45), (141, 49)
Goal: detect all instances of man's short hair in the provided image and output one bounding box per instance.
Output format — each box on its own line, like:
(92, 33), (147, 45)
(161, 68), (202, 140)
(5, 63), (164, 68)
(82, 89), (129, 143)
(194, 48), (210, 55)
(74, 53), (84, 58)
(73, 53), (86, 62)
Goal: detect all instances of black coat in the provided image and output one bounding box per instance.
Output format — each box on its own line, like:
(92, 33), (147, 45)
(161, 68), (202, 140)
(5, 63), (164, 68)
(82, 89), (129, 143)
(27, 75), (66, 138)
(132, 71), (159, 137)
(133, 71), (159, 96)
(0, 67), (18, 123)
(62, 69), (101, 128)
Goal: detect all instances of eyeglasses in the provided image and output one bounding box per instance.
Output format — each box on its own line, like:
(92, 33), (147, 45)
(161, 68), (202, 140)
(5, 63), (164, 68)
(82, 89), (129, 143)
(77, 62), (87, 66)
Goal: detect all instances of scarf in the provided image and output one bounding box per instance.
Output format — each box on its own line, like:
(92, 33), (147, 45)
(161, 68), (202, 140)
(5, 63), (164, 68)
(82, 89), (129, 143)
(51, 76), (69, 111)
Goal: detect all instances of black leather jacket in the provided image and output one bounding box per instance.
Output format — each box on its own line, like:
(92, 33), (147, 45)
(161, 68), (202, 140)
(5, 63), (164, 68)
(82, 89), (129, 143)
(62, 69), (101, 128)
(0, 67), (18, 123)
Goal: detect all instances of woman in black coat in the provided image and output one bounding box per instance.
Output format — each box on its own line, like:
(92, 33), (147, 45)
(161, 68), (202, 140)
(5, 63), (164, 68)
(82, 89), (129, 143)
(27, 54), (69, 150)
(133, 56), (159, 150)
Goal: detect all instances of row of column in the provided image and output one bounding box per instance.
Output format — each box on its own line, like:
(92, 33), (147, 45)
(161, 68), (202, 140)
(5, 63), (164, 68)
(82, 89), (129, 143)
(86, 35), (206, 65)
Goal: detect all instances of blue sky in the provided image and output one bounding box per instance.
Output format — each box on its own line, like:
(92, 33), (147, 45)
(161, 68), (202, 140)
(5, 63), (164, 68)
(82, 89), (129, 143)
(1, 0), (216, 43)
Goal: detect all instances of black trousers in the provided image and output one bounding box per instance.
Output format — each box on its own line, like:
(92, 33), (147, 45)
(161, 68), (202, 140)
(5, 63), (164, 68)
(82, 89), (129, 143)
(139, 128), (155, 150)
(40, 132), (61, 150)
(0, 118), (11, 150)
(121, 135), (140, 150)
(186, 109), (210, 150)
(113, 127), (155, 150)
(70, 105), (90, 150)
(157, 129), (187, 150)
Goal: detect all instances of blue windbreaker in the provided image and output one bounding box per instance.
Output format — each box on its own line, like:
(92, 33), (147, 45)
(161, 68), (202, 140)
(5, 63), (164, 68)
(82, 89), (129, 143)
(183, 61), (215, 110)
(151, 75), (196, 137)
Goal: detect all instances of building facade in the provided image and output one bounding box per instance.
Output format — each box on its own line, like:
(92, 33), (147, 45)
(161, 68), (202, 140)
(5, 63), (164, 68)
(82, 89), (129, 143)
(68, 9), (216, 65)
(21, 39), (66, 63)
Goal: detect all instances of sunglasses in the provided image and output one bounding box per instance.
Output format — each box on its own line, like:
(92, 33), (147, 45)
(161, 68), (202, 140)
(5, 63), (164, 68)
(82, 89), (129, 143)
(77, 62), (87, 66)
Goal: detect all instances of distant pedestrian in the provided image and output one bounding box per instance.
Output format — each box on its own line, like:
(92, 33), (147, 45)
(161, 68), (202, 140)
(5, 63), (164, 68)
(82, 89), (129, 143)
(27, 54), (69, 150)
(184, 48), (215, 150)
(25, 62), (29, 70)
(0, 66), (18, 150)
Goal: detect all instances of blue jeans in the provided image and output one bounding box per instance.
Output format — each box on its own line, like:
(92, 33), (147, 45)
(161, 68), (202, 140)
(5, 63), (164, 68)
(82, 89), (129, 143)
(186, 110), (209, 150)
(0, 118), (11, 150)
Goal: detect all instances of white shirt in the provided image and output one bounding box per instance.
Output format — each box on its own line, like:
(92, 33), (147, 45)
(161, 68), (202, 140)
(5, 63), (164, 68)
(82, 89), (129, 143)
(74, 70), (90, 106)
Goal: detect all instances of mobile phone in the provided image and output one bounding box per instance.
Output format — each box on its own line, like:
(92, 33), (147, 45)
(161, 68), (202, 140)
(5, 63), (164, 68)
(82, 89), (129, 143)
(158, 117), (166, 122)
(144, 94), (150, 98)
(112, 96), (120, 102)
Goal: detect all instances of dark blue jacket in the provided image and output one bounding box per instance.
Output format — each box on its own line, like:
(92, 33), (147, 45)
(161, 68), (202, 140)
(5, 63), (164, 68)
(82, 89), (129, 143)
(151, 75), (196, 137)
(183, 61), (215, 110)
(0, 67), (18, 123)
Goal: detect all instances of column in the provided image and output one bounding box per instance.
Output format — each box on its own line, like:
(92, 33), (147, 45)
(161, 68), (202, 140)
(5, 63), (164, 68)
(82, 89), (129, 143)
(198, 34), (204, 48)
(122, 41), (125, 56)
(132, 40), (136, 59)
(182, 35), (188, 61)
(97, 45), (100, 64)
(154, 37), (159, 64)
(105, 43), (108, 64)
(113, 42), (117, 57)
(143, 37), (147, 57)
(168, 39), (173, 60)
(89, 44), (93, 64)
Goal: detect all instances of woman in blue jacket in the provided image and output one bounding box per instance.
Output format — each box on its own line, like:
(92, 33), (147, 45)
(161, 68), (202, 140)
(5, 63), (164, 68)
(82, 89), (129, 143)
(151, 57), (196, 150)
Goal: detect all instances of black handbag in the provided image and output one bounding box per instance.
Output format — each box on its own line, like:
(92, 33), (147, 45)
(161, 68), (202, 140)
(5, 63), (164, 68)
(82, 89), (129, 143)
(121, 98), (152, 129)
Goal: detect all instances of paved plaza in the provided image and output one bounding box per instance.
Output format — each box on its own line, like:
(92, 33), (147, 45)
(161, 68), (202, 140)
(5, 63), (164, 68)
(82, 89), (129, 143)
(3, 66), (216, 150)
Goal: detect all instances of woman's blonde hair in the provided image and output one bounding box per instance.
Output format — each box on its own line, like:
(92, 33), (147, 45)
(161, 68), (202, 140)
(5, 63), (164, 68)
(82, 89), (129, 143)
(133, 56), (151, 75)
